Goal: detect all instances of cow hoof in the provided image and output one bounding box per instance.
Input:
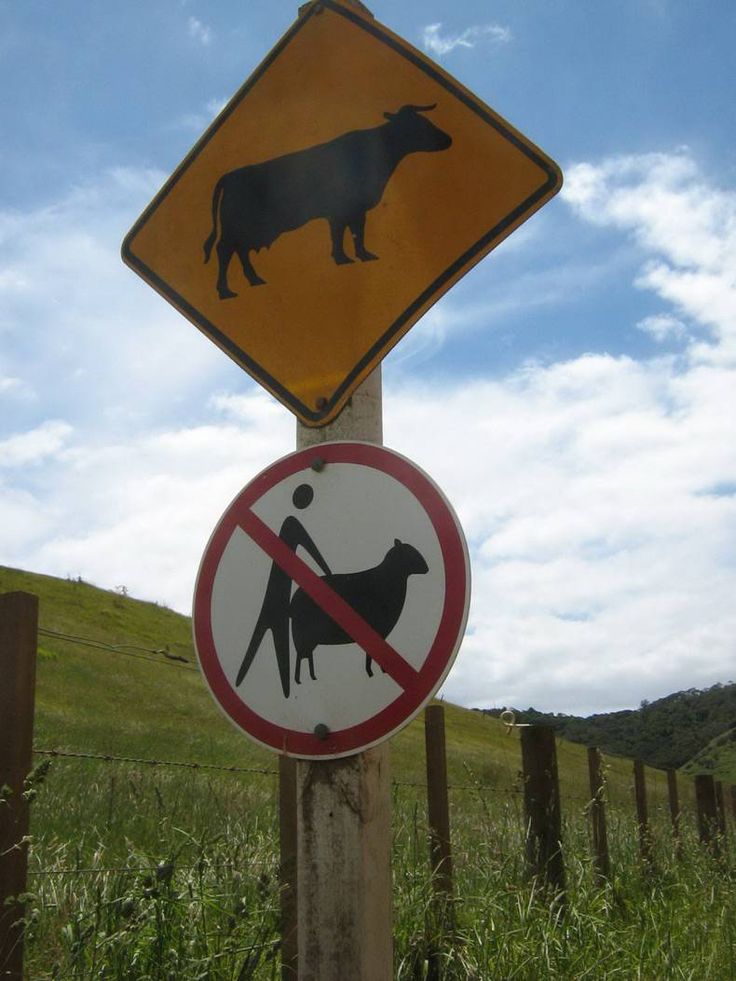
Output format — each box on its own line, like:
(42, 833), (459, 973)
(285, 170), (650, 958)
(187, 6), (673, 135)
(333, 254), (354, 266)
(357, 251), (379, 262)
(247, 277), (267, 287)
(218, 289), (238, 300)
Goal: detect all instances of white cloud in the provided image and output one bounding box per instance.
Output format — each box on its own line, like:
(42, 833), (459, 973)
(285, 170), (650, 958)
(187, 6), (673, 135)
(0, 421), (72, 468)
(0, 168), (233, 438)
(0, 375), (34, 399)
(187, 16), (212, 46)
(1, 402), (293, 610)
(563, 151), (736, 359)
(422, 22), (511, 58)
(636, 313), (687, 342)
(385, 343), (736, 714)
(2, 151), (735, 717)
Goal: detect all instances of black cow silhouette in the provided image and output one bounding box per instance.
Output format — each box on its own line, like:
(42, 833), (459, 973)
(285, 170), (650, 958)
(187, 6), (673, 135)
(203, 104), (452, 299)
(289, 539), (428, 685)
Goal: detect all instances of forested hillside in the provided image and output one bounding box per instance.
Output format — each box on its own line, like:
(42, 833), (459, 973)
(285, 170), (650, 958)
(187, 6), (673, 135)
(482, 682), (736, 774)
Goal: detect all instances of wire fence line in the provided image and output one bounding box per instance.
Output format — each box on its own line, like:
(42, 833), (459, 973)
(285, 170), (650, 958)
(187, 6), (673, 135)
(32, 747), (277, 777)
(27, 862), (239, 878)
(38, 626), (195, 670)
(31, 745), (598, 802)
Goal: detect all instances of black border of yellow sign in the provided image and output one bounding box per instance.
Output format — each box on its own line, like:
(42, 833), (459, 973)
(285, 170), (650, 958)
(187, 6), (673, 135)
(122, 0), (562, 426)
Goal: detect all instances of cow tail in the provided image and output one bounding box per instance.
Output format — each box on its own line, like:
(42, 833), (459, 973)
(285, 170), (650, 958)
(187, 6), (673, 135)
(203, 179), (223, 263)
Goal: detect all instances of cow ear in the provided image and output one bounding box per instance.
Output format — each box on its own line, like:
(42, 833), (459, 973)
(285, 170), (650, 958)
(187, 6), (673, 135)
(394, 538), (402, 546)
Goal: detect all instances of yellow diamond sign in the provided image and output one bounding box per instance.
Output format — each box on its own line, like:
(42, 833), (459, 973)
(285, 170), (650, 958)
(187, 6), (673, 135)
(122, 0), (562, 426)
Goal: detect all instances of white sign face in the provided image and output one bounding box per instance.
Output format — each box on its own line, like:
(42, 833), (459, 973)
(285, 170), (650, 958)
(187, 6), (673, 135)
(193, 442), (470, 759)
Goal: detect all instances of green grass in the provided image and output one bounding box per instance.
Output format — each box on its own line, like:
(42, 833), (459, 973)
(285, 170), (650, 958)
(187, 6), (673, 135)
(682, 727), (736, 785)
(2, 566), (735, 978)
(20, 761), (736, 979)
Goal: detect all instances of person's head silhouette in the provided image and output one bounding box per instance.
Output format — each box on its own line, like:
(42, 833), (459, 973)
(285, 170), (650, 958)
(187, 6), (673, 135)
(292, 484), (314, 510)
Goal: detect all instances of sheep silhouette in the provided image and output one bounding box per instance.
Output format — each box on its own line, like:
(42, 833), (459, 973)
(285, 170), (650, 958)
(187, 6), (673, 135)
(289, 538), (428, 685)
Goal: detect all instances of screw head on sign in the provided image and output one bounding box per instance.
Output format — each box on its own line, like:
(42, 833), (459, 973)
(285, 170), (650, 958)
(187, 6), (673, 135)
(314, 723), (330, 741)
(310, 457), (325, 472)
(315, 396), (328, 410)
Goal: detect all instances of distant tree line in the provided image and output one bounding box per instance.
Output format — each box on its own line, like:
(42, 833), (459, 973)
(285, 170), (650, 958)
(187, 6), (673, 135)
(480, 682), (736, 771)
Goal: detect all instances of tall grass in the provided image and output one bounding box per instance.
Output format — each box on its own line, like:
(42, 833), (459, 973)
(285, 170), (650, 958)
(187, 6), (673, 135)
(24, 761), (280, 980)
(21, 758), (735, 979)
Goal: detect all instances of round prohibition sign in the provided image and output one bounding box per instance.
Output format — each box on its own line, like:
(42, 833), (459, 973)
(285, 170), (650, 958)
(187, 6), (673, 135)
(193, 441), (470, 759)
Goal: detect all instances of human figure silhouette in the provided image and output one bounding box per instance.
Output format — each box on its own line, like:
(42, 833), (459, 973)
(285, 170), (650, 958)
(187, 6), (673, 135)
(235, 484), (330, 697)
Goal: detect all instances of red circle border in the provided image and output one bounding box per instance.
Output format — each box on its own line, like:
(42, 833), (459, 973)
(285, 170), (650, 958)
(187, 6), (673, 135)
(193, 442), (470, 758)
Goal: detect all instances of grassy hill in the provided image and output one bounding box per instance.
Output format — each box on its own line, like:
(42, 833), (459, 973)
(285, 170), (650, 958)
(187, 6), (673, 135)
(682, 727), (736, 784)
(5, 566), (735, 981)
(0, 565), (704, 807)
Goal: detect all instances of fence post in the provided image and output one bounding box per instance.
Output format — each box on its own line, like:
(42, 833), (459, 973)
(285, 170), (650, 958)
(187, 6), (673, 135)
(586, 747), (610, 881)
(731, 785), (736, 825)
(520, 726), (565, 897)
(279, 755), (298, 980)
(666, 769), (681, 857)
(0, 592), (39, 981)
(424, 703), (454, 974)
(633, 760), (654, 868)
(714, 781), (727, 841)
(694, 774), (719, 854)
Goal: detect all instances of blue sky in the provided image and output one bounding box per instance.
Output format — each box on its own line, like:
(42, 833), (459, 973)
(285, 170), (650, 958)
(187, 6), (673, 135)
(2, 0), (735, 715)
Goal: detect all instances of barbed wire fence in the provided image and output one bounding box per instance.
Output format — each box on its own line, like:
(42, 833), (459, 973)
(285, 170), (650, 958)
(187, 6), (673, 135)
(2, 600), (732, 979)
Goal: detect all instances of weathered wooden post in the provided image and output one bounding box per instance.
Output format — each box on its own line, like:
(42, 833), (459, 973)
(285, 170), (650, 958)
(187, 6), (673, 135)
(666, 768), (681, 857)
(694, 774), (719, 853)
(731, 785), (736, 825)
(714, 781), (727, 841)
(520, 726), (565, 897)
(0, 592), (39, 981)
(295, 369), (393, 980)
(587, 747), (610, 881)
(425, 703), (454, 972)
(279, 755), (298, 979)
(425, 705), (453, 900)
(633, 760), (654, 868)
(667, 769), (680, 855)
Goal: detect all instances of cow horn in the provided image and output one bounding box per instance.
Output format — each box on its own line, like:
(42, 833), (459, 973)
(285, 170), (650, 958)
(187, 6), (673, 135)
(384, 103), (437, 121)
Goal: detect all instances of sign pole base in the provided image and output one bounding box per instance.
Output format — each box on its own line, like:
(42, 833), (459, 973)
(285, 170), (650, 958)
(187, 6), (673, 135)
(294, 368), (393, 979)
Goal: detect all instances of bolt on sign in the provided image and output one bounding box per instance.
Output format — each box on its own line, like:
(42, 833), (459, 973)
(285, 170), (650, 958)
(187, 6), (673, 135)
(122, 0), (562, 426)
(192, 442), (470, 759)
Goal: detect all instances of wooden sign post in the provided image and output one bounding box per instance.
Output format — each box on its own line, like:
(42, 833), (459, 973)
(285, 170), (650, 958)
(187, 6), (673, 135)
(295, 369), (392, 979)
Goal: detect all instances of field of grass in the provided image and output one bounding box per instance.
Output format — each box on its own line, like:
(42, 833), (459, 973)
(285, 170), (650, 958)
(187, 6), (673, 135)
(2, 566), (735, 978)
(21, 758), (735, 979)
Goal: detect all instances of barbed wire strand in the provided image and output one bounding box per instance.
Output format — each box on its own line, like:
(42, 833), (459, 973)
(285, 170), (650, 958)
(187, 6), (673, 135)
(27, 862), (238, 877)
(33, 747), (276, 776)
(32, 747), (595, 802)
(38, 626), (196, 670)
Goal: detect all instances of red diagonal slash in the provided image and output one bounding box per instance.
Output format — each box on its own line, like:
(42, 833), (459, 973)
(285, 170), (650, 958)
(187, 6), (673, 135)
(238, 508), (420, 691)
